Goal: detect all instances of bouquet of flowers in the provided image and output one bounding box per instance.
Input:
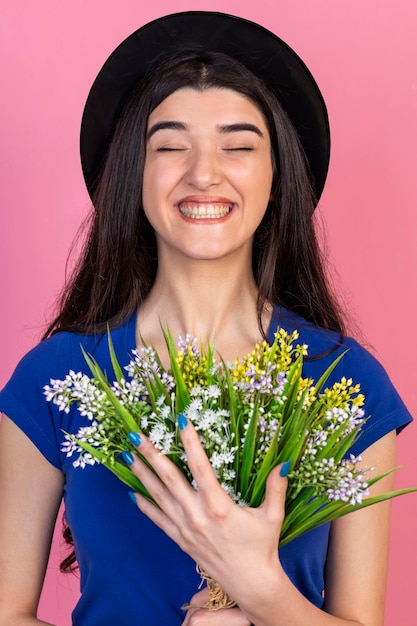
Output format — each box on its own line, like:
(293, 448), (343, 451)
(44, 327), (414, 609)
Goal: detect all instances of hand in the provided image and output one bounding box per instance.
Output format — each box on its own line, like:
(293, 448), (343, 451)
(125, 416), (289, 611)
(181, 588), (252, 625)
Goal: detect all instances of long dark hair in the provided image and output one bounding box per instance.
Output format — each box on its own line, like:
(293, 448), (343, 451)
(54, 51), (345, 571)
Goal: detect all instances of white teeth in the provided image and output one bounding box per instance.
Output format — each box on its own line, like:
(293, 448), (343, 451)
(179, 203), (233, 219)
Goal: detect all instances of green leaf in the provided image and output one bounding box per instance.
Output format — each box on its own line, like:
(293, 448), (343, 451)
(162, 326), (190, 414)
(206, 341), (216, 384)
(81, 347), (140, 433)
(280, 487), (417, 547)
(249, 428), (280, 507)
(107, 329), (125, 383)
(66, 436), (156, 503)
(239, 397), (260, 495)
(221, 363), (240, 472)
(277, 389), (310, 462)
(280, 356), (303, 422)
(317, 421), (360, 461)
(313, 350), (348, 394)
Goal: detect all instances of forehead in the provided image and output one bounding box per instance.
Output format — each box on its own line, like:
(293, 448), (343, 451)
(147, 87), (269, 129)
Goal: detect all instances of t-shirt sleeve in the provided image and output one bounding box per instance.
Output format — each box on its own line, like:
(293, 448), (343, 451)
(0, 337), (74, 469)
(334, 338), (412, 456)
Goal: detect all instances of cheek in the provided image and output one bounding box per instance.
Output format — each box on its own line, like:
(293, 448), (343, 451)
(141, 159), (180, 211)
(248, 167), (274, 227)
(248, 163), (274, 205)
(141, 161), (154, 211)
(141, 168), (165, 229)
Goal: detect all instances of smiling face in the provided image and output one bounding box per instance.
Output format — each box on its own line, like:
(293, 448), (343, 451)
(141, 87), (274, 265)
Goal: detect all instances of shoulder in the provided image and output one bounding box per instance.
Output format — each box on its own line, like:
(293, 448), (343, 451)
(2, 332), (82, 392)
(270, 306), (385, 369)
(270, 306), (413, 454)
(3, 331), (102, 387)
(2, 314), (137, 388)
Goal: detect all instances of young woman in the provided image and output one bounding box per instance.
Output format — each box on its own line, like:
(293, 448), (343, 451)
(0, 12), (412, 626)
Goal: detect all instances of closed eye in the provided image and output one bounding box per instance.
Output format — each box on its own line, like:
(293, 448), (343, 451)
(156, 147), (188, 152)
(224, 147), (254, 152)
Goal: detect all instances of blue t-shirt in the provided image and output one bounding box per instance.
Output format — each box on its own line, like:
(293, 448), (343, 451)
(0, 307), (412, 625)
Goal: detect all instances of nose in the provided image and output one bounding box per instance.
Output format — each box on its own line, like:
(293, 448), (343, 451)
(185, 146), (222, 190)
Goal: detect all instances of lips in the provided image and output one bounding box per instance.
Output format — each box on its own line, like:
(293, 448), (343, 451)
(178, 201), (234, 219)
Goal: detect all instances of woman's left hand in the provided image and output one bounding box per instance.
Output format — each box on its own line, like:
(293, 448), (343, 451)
(126, 415), (289, 609)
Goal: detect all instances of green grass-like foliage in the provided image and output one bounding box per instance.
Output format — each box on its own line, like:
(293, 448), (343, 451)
(45, 327), (416, 547)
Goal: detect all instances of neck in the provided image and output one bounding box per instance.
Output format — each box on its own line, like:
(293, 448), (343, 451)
(137, 253), (272, 357)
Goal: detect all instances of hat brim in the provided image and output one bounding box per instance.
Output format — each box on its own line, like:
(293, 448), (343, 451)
(80, 11), (330, 201)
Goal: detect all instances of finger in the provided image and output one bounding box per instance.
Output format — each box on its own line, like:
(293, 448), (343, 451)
(121, 445), (175, 508)
(126, 431), (193, 502)
(177, 414), (225, 495)
(129, 490), (184, 545)
(121, 446), (192, 534)
(181, 587), (210, 624)
(122, 447), (175, 514)
(260, 461), (291, 521)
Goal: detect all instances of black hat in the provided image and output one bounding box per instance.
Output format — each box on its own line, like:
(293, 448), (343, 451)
(80, 11), (330, 201)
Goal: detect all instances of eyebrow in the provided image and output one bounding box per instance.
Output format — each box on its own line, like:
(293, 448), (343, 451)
(146, 121), (264, 140)
(147, 121), (186, 140)
(217, 123), (264, 138)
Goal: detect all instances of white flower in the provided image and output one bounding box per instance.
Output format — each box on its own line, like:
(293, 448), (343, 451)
(190, 385), (203, 397)
(111, 378), (143, 405)
(159, 405), (171, 420)
(73, 453), (97, 469)
(61, 435), (81, 457)
(195, 409), (218, 431)
(185, 398), (203, 421)
(210, 452), (224, 469)
(149, 423), (165, 445)
(159, 432), (175, 455)
(205, 385), (221, 399)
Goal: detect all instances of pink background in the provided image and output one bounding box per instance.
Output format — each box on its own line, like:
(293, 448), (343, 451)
(1, 1), (416, 624)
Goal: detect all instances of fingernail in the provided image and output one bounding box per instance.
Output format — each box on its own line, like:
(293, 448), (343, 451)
(280, 460), (291, 477)
(178, 413), (188, 431)
(121, 450), (135, 466)
(128, 491), (137, 505)
(128, 432), (142, 446)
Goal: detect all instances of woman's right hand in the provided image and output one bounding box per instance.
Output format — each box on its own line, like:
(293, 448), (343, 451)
(181, 588), (252, 626)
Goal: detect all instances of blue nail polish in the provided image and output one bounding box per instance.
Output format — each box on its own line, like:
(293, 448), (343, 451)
(121, 450), (134, 466)
(128, 491), (137, 505)
(280, 460), (291, 477)
(128, 432), (142, 446)
(178, 413), (188, 431)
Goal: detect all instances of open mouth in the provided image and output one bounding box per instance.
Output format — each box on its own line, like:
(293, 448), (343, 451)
(178, 202), (233, 219)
